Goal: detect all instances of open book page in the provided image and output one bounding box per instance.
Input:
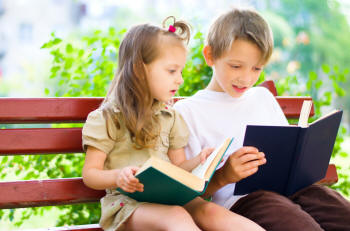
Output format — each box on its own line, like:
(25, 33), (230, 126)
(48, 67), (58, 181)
(191, 138), (232, 180)
(137, 156), (205, 191)
(298, 100), (313, 127)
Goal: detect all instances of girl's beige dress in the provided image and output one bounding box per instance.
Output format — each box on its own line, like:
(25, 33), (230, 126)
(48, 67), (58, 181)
(82, 103), (189, 231)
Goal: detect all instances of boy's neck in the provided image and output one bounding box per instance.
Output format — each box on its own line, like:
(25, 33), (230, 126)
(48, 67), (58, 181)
(206, 75), (224, 92)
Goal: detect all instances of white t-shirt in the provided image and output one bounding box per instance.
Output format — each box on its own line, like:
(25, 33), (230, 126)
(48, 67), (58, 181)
(174, 86), (289, 209)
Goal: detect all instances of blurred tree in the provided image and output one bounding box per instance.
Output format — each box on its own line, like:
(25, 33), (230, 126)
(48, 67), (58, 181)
(262, 0), (350, 126)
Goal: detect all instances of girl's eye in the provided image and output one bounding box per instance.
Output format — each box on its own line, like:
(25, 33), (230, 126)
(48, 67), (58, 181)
(230, 65), (240, 69)
(169, 69), (176, 74)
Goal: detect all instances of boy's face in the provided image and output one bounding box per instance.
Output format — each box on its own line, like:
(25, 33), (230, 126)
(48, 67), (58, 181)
(204, 39), (264, 98)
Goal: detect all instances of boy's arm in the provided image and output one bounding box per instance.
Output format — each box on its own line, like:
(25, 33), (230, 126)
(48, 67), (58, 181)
(168, 147), (214, 172)
(202, 146), (266, 197)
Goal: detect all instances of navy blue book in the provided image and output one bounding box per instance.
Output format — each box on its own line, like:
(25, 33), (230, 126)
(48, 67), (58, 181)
(234, 109), (343, 196)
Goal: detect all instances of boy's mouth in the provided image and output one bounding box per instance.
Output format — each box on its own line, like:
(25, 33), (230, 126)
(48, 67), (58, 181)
(170, 89), (177, 95)
(232, 84), (247, 93)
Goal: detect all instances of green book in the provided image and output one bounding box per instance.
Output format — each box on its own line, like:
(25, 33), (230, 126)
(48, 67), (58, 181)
(118, 138), (233, 205)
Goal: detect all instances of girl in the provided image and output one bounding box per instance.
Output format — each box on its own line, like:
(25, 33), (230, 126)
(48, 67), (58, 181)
(82, 16), (264, 231)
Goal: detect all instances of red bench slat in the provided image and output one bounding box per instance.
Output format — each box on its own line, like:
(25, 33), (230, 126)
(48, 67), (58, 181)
(0, 128), (83, 155)
(0, 167), (337, 210)
(0, 96), (312, 124)
(0, 98), (103, 123)
(258, 80), (278, 96)
(0, 178), (105, 209)
(276, 96), (315, 118)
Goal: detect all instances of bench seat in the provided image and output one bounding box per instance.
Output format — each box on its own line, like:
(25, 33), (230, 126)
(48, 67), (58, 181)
(0, 80), (338, 230)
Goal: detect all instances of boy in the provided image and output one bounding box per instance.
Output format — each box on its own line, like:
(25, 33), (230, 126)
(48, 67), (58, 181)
(174, 8), (350, 231)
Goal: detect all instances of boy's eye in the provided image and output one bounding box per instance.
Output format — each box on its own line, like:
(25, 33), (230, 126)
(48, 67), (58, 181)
(230, 65), (241, 69)
(253, 67), (262, 71)
(168, 69), (176, 74)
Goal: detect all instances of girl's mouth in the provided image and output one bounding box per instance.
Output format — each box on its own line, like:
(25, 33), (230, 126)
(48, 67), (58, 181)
(170, 90), (177, 95)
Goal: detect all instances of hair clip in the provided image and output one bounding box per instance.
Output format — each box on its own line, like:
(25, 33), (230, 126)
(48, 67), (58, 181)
(168, 25), (176, 33)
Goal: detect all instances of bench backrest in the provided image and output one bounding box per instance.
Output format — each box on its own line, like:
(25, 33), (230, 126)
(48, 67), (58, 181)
(1, 80), (335, 212)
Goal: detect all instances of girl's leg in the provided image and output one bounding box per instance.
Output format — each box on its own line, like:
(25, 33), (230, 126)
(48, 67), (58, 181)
(124, 203), (201, 231)
(185, 197), (265, 231)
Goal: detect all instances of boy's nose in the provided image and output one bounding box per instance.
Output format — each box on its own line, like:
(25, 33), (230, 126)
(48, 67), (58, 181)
(237, 77), (250, 86)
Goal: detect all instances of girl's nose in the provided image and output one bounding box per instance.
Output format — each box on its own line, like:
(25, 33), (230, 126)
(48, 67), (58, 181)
(176, 74), (184, 85)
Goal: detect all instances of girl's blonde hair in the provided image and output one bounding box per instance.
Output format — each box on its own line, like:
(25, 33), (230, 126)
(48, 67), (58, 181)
(207, 8), (273, 64)
(102, 16), (191, 149)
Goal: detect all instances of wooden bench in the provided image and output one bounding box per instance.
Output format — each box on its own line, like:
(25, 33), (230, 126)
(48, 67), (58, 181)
(0, 80), (338, 230)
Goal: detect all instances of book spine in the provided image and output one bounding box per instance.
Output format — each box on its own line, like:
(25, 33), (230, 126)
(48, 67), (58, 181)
(285, 128), (309, 196)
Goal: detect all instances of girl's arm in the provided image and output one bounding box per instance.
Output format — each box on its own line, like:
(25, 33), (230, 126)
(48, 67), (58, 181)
(168, 147), (214, 172)
(82, 146), (143, 192)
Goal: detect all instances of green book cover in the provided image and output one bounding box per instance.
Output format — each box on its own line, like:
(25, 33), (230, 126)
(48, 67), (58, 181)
(118, 138), (233, 205)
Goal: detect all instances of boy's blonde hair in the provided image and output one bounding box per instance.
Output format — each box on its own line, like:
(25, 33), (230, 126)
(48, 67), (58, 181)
(207, 8), (273, 64)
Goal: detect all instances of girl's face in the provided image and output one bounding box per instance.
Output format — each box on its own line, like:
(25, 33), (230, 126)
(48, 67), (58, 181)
(145, 39), (187, 102)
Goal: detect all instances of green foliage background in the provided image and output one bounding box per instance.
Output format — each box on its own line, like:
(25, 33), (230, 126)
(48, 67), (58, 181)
(0, 27), (348, 228)
(1, 0), (350, 227)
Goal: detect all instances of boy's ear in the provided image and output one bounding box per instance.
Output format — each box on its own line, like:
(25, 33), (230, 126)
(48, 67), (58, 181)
(203, 45), (214, 66)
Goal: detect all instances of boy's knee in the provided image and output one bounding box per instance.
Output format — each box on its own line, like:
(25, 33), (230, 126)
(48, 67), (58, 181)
(250, 190), (282, 201)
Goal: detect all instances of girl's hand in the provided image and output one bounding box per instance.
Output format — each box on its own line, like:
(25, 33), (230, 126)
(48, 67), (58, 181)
(199, 147), (215, 164)
(116, 166), (144, 193)
(221, 146), (266, 184)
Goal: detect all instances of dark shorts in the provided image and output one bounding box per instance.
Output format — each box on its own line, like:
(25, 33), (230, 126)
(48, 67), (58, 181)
(230, 185), (350, 231)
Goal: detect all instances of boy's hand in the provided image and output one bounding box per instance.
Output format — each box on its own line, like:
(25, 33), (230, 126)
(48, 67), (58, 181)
(199, 147), (215, 164)
(116, 166), (144, 193)
(220, 146), (266, 185)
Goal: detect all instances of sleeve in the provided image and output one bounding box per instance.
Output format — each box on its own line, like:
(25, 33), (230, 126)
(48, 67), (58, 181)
(82, 109), (117, 154)
(173, 102), (202, 159)
(168, 110), (190, 149)
(271, 97), (289, 125)
(261, 87), (289, 126)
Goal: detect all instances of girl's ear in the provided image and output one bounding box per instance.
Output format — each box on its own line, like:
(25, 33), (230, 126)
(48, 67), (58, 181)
(203, 45), (214, 66)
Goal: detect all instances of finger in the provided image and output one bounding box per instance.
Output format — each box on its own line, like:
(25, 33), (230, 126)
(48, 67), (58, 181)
(241, 158), (266, 172)
(130, 166), (140, 175)
(121, 184), (136, 193)
(200, 153), (208, 164)
(129, 182), (144, 192)
(204, 148), (215, 156)
(121, 180), (143, 192)
(239, 152), (265, 164)
(135, 183), (144, 192)
(234, 146), (259, 158)
(240, 166), (259, 179)
(122, 171), (138, 186)
(125, 169), (139, 183)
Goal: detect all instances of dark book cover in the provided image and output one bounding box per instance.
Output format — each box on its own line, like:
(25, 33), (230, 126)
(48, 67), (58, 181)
(234, 110), (342, 196)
